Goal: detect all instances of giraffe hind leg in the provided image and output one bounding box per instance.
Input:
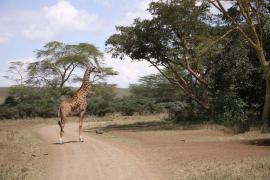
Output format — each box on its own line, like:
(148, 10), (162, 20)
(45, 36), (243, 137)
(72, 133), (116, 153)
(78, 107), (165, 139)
(58, 109), (66, 144)
(79, 110), (86, 142)
(58, 121), (64, 144)
(58, 121), (64, 133)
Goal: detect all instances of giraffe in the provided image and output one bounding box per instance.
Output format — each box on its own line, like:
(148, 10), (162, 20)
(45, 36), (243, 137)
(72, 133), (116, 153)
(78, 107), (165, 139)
(57, 64), (99, 144)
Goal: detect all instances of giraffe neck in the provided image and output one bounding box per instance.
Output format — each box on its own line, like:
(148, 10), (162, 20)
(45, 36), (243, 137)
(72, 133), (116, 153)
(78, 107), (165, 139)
(78, 66), (90, 97)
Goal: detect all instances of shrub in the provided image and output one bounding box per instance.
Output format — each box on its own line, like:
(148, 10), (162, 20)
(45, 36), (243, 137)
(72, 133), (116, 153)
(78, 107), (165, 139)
(0, 86), (61, 119)
(212, 92), (250, 133)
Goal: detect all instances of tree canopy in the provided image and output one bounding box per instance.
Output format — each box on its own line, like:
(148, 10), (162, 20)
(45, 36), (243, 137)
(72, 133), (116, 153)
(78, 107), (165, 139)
(27, 41), (108, 88)
(106, 0), (226, 109)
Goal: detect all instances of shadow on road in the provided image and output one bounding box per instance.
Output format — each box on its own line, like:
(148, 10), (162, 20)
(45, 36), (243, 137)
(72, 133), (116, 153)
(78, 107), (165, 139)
(243, 138), (270, 146)
(84, 120), (204, 133)
(52, 140), (79, 145)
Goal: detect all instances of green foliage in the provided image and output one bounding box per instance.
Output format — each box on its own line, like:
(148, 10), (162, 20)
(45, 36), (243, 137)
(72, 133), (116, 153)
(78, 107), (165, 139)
(87, 83), (117, 117)
(114, 96), (162, 116)
(130, 74), (183, 102)
(113, 97), (138, 116)
(106, 0), (267, 130)
(212, 92), (250, 133)
(123, 74), (183, 116)
(106, 0), (211, 63)
(86, 82), (164, 117)
(208, 33), (265, 129)
(28, 41), (103, 88)
(106, 0), (218, 110)
(0, 86), (62, 119)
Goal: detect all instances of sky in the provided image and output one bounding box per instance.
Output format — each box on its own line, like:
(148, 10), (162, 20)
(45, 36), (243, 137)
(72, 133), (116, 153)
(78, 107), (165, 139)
(0, 0), (158, 88)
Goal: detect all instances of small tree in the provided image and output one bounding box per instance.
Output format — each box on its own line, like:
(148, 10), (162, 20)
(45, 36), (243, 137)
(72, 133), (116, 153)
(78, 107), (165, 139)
(3, 61), (28, 85)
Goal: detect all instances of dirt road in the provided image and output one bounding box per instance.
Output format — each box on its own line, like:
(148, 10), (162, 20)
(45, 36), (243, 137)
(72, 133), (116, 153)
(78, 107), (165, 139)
(37, 122), (158, 180)
(36, 120), (270, 180)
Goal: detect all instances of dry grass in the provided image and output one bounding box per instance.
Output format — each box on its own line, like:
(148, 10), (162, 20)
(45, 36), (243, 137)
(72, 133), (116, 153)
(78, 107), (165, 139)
(185, 157), (270, 180)
(0, 120), (49, 180)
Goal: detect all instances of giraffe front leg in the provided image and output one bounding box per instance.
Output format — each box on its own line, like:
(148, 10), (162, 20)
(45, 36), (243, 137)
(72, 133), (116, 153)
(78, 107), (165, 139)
(79, 110), (85, 142)
(59, 130), (64, 144)
(58, 120), (65, 144)
(58, 112), (66, 144)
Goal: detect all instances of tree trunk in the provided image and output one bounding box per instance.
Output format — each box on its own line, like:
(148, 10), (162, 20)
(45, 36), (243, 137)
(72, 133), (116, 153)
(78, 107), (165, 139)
(256, 47), (269, 132)
(262, 69), (270, 132)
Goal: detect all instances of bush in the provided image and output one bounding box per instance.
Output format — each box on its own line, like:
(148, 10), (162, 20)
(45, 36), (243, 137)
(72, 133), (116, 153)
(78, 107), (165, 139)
(87, 83), (117, 117)
(0, 86), (61, 119)
(114, 96), (163, 116)
(212, 92), (250, 133)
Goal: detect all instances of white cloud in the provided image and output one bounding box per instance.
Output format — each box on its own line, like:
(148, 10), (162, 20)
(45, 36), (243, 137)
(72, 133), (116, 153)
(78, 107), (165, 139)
(91, 0), (111, 7)
(0, 0), (103, 42)
(104, 53), (158, 87)
(43, 0), (98, 31)
(0, 32), (13, 44)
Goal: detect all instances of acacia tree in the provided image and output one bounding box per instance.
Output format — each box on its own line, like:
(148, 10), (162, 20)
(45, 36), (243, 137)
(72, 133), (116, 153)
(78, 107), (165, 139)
(27, 41), (106, 88)
(206, 0), (270, 130)
(106, 0), (230, 110)
(3, 61), (28, 85)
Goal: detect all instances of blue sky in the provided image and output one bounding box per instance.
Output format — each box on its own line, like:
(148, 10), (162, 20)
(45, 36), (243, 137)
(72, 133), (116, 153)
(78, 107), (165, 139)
(0, 0), (157, 87)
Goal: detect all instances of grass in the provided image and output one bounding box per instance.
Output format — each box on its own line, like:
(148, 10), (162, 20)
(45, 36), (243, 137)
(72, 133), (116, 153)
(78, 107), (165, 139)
(186, 157), (270, 180)
(0, 120), (48, 180)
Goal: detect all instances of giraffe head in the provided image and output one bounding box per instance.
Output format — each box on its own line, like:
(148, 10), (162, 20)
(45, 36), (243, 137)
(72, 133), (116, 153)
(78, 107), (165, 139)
(90, 66), (101, 73)
(84, 61), (101, 73)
